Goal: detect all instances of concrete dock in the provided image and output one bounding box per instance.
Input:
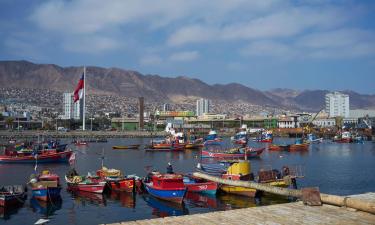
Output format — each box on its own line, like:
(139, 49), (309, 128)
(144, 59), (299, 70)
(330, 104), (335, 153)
(104, 193), (375, 225)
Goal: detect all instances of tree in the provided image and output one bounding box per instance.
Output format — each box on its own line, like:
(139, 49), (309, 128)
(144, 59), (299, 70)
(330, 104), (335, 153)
(5, 117), (14, 129)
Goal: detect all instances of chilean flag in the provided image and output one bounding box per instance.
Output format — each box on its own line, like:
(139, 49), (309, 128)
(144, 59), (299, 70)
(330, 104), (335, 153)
(73, 74), (84, 102)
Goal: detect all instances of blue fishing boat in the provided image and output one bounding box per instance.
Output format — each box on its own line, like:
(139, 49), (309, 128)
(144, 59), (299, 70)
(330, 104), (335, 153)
(29, 170), (62, 201)
(143, 172), (186, 204)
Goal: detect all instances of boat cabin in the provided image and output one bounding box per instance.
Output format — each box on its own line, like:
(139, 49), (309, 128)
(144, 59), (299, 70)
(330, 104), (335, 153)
(151, 174), (185, 189)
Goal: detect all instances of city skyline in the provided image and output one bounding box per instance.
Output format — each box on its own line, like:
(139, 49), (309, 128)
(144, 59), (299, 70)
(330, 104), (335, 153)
(0, 1), (375, 94)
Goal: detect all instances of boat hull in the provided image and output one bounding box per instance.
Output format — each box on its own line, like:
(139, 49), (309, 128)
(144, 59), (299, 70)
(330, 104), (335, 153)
(0, 150), (73, 164)
(31, 187), (61, 201)
(220, 185), (256, 197)
(288, 144), (309, 151)
(201, 148), (264, 158)
(66, 183), (105, 193)
(143, 182), (186, 204)
(112, 145), (140, 150)
(184, 182), (217, 195)
(0, 193), (26, 207)
(107, 179), (141, 192)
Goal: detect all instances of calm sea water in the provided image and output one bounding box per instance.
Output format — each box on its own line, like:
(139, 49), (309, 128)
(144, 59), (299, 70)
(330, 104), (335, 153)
(0, 137), (374, 224)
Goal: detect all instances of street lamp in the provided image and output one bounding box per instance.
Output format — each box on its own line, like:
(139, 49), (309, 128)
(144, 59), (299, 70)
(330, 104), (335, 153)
(90, 117), (95, 131)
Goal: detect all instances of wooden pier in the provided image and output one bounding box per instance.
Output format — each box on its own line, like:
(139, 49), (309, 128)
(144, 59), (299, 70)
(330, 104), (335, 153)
(104, 193), (375, 225)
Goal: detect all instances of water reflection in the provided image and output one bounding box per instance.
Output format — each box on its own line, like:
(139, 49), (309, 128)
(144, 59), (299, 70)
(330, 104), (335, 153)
(69, 190), (106, 206)
(105, 191), (136, 208)
(30, 197), (62, 217)
(185, 192), (218, 209)
(0, 203), (24, 220)
(142, 194), (189, 217)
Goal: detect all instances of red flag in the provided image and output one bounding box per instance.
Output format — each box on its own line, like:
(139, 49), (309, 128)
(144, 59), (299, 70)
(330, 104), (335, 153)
(69, 152), (76, 166)
(73, 74), (84, 102)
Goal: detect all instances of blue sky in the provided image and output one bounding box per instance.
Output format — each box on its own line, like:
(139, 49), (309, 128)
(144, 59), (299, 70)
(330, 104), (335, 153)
(0, 0), (375, 93)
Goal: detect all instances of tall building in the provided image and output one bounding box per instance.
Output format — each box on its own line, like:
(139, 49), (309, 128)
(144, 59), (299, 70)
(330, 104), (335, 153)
(163, 103), (170, 112)
(62, 92), (82, 120)
(325, 92), (350, 118)
(139, 97), (144, 129)
(196, 98), (210, 117)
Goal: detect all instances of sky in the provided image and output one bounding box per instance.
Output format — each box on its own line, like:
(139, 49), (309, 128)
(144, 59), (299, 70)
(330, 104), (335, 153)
(0, 0), (375, 94)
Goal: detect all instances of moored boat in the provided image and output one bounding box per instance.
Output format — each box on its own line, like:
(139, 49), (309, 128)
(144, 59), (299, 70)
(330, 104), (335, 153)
(306, 133), (323, 144)
(65, 169), (106, 194)
(333, 131), (352, 143)
(0, 149), (73, 164)
(268, 144), (288, 151)
(201, 143), (264, 159)
(112, 144), (140, 150)
(0, 185), (27, 208)
(29, 170), (62, 201)
(183, 175), (217, 195)
(288, 143), (309, 152)
(143, 172), (186, 204)
(96, 167), (142, 192)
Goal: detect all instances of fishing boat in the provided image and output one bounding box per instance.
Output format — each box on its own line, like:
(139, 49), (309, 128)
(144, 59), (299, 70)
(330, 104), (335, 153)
(231, 128), (248, 145)
(0, 185), (27, 208)
(145, 145), (184, 151)
(306, 133), (323, 144)
(74, 140), (88, 146)
(220, 161), (257, 197)
(204, 130), (223, 144)
(0, 148), (73, 164)
(253, 130), (273, 143)
(29, 170), (61, 201)
(268, 144), (289, 151)
(148, 138), (185, 150)
(112, 144), (140, 150)
(333, 131), (352, 143)
(183, 175), (217, 195)
(65, 169), (106, 194)
(201, 143), (264, 159)
(288, 139), (309, 152)
(143, 171), (186, 203)
(96, 167), (142, 192)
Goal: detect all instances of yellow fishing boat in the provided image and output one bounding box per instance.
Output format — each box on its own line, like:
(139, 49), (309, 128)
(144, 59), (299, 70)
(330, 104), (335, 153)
(220, 161), (257, 197)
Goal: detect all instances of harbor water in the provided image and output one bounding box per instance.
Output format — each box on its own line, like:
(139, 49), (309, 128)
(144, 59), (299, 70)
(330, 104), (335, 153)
(0, 138), (374, 224)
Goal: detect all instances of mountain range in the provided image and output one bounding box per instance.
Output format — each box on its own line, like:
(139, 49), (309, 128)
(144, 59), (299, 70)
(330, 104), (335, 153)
(0, 60), (374, 111)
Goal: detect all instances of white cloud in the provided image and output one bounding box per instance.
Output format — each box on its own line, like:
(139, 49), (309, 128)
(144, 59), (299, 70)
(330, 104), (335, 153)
(62, 36), (123, 53)
(241, 40), (297, 58)
(139, 55), (163, 66)
(167, 6), (348, 46)
(168, 51), (200, 62)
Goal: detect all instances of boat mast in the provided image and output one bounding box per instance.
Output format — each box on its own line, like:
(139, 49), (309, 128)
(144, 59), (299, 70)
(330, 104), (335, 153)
(83, 66), (86, 131)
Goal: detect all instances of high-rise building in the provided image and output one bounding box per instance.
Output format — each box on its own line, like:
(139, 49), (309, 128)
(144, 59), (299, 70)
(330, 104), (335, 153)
(163, 103), (170, 112)
(196, 98), (210, 117)
(62, 92), (82, 120)
(139, 97), (144, 129)
(325, 92), (350, 118)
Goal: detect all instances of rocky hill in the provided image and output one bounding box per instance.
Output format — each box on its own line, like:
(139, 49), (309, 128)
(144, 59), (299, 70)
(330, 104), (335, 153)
(0, 60), (374, 111)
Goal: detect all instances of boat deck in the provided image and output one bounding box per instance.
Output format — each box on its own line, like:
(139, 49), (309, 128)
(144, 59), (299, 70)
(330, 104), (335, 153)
(103, 192), (375, 225)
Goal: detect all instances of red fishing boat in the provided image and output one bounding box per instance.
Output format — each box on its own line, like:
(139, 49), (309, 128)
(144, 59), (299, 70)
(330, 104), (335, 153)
(183, 175), (217, 195)
(0, 185), (27, 208)
(96, 167), (142, 192)
(0, 149), (73, 164)
(65, 169), (106, 194)
(143, 172), (186, 203)
(288, 143), (309, 152)
(268, 144), (289, 151)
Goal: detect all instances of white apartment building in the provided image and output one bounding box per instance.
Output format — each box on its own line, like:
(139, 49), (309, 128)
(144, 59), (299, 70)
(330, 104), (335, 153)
(325, 92), (350, 118)
(62, 92), (82, 120)
(196, 98), (210, 117)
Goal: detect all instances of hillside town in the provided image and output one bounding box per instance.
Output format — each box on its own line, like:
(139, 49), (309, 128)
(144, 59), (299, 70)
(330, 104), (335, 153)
(0, 87), (374, 138)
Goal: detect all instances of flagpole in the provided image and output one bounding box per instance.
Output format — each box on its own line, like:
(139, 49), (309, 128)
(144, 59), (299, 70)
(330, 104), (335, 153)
(83, 66), (86, 131)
